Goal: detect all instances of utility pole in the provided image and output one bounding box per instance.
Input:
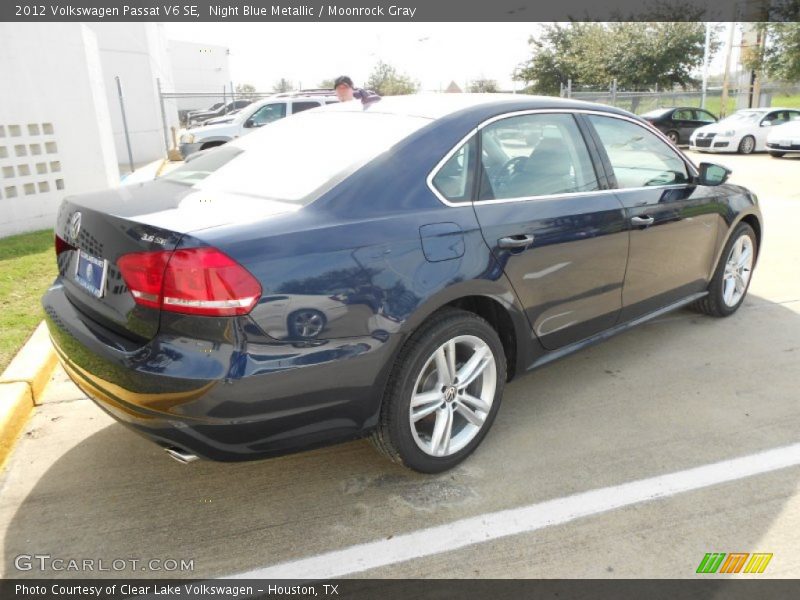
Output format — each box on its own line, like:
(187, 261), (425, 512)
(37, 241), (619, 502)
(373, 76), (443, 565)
(701, 23), (711, 109)
(720, 23), (736, 118)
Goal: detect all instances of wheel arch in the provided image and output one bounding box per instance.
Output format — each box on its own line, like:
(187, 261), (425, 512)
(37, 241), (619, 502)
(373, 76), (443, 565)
(709, 209), (763, 279)
(398, 282), (536, 381)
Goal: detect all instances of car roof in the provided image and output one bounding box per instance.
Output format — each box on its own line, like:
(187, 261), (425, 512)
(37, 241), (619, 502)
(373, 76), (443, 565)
(318, 93), (636, 122)
(247, 94), (337, 109)
(735, 107), (795, 113)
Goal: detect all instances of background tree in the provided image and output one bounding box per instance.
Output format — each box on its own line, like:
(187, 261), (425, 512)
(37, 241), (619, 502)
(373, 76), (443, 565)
(515, 22), (717, 108)
(318, 78), (335, 90)
(272, 78), (295, 93)
(235, 83), (257, 98)
(742, 23), (800, 83)
(366, 61), (419, 96)
(467, 77), (499, 93)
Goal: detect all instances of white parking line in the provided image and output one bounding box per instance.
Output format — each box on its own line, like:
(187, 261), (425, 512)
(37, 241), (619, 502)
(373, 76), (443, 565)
(232, 443), (800, 580)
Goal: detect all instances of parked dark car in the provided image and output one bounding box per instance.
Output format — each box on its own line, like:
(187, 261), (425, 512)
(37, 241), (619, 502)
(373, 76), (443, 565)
(44, 95), (761, 473)
(188, 99), (253, 127)
(641, 106), (718, 144)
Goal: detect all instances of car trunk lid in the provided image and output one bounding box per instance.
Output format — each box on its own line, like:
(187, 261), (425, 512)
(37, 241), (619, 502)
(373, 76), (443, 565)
(54, 180), (298, 342)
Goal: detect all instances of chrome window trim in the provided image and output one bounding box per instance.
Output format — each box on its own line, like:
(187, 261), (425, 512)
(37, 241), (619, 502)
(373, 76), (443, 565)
(425, 108), (699, 208)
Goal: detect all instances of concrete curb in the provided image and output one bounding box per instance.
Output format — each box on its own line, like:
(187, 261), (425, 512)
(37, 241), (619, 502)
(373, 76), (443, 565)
(0, 321), (57, 468)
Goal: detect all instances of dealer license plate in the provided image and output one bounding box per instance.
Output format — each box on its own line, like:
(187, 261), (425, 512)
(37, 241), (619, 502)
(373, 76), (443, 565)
(74, 249), (108, 298)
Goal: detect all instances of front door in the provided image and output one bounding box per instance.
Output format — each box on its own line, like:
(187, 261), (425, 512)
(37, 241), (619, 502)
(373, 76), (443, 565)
(584, 114), (721, 321)
(469, 112), (629, 350)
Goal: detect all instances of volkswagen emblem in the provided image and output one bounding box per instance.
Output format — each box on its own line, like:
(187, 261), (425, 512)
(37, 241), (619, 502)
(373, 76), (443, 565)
(68, 212), (82, 241)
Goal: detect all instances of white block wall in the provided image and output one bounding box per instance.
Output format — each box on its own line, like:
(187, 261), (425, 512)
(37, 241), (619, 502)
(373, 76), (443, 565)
(88, 23), (180, 169)
(0, 23), (119, 237)
(169, 40), (232, 112)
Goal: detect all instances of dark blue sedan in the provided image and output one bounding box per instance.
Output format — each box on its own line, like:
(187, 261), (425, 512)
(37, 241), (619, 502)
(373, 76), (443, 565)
(43, 95), (762, 473)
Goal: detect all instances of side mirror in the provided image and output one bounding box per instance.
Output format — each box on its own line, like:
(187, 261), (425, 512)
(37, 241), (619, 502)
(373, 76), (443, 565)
(697, 162), (731, 186)
(761, 120), (772, 127)
(244, 118), (255, 128)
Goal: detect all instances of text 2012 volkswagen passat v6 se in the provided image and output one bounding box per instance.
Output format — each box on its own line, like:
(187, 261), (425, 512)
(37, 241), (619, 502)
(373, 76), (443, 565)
(43, 95), (762, 473)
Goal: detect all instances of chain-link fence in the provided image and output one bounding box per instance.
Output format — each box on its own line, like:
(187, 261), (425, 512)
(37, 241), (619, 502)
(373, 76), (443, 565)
(562, 83), (800, 118)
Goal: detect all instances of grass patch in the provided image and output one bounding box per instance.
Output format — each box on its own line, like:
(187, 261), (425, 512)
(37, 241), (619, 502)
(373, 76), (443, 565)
(0, 229), (57, 372)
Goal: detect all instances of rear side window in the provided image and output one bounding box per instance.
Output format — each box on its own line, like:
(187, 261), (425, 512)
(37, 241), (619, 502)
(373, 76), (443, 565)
(672, 109), (693, 120)
(292, 101), (321, 114)
(431, 135), (477, 203)
(478, 113), (599, 200)
(587, 115), (689, 188)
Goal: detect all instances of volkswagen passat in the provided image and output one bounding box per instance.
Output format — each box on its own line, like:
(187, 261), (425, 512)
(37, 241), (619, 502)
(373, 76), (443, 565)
(44, 95), (762, 473)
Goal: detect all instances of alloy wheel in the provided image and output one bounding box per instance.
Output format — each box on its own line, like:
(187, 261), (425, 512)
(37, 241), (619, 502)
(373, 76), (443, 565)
(722, 234), (754, 307)
(409, 335), (497, 457)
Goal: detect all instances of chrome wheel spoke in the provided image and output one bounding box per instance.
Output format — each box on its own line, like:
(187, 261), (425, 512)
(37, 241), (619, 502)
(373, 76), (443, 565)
(412, 400), (442, 423)
(434, 347), (450, 386)
(460, 392), (491, 413)
(411, 389), (442, 408)
(456, 345), (491, 388)
(445, 340), (457, 383)
(455, 402), (485, 427)
(430, 407), (453, 456)
(723, 277), (736, 304)
(737, 246), (752, 268)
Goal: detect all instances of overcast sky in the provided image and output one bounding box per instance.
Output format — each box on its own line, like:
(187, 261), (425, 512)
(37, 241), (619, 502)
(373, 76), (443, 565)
(163, 23), (738, 93)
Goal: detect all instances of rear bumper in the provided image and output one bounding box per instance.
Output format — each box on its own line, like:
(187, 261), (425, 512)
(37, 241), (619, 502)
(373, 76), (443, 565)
(43, 282), (399, 461)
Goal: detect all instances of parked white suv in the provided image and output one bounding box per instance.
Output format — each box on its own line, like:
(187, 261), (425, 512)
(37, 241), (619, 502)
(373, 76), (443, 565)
(179, 92), (338, 159)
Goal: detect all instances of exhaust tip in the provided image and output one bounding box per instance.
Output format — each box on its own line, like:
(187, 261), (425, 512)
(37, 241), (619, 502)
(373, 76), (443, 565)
(165, 446), (199, 464)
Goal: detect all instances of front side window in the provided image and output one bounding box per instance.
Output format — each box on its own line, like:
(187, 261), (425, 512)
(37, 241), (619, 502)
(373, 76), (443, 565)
(478, 113), (599, 200)
(250, 103), (287, 127)
(431, 135), (477, 203)
(587, 115), (689, 188)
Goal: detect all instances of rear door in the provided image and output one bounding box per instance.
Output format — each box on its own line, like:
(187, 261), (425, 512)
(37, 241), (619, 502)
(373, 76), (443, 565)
(467, 111), (629, 350)
(671, 109), (695, 144)
(584, 114), (720, 321)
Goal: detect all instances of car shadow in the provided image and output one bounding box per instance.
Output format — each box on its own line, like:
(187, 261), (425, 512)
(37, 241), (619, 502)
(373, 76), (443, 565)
(2, 294), (799, 580)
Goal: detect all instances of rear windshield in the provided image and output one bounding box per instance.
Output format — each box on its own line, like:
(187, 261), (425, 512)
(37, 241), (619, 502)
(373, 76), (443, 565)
(162, 111), (430, 202)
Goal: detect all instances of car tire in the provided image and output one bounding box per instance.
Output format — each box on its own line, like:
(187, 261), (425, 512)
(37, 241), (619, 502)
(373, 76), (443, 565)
(768, 151), (786, 158)
(692, 222), (757, 318)
(370, 308), (507, 473)
(666, 130), (680, 144)
(737, 135), (756, 154)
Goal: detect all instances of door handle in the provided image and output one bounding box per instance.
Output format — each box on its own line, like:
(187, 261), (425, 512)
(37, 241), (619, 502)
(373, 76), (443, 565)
(631, 215), (655, 227)
(497, 234), (535, 249)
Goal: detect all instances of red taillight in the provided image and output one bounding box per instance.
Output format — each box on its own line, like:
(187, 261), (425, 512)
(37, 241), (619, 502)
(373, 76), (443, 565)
(117, 251), (171, 310)
(117, 247), (261, 317)
(55, 234), (74, 256)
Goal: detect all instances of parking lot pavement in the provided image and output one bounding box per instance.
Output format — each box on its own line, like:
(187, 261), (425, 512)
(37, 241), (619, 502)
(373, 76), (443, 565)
(1, 154), (798, 580)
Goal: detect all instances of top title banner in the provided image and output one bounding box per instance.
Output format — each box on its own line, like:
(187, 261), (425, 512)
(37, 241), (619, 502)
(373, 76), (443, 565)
(2, 0), (799, 22)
